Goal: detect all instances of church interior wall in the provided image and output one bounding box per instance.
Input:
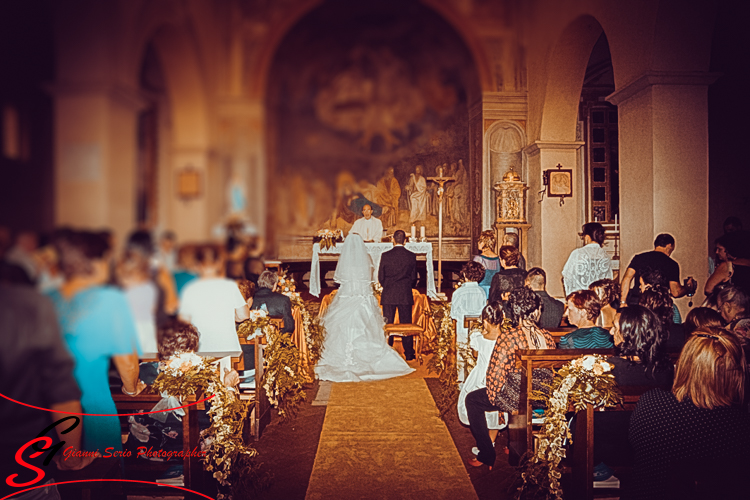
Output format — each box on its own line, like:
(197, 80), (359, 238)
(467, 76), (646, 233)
(0, 0), (745, 301)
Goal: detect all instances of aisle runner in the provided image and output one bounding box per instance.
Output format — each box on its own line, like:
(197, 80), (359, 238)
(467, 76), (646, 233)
(306, 378), (478, 500)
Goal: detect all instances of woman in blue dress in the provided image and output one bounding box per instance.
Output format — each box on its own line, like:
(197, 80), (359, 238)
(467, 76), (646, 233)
(49, 230), (144, 453)
(473, 230), (500, 298)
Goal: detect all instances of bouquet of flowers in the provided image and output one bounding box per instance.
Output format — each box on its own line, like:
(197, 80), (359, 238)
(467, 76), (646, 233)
(516, 354), (622, 500)
(313, 228), (344, 250)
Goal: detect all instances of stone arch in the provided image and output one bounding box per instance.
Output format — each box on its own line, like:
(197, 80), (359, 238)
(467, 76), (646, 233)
(539, 15), (604, 142)
(482, 120), (526, 227)
(249, 0), (494, 101)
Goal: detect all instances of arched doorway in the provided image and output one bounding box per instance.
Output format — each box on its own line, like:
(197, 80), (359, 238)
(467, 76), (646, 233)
(265, 0), (481, 260)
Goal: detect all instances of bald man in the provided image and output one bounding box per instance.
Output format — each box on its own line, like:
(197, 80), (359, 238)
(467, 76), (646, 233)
(349, 204), (383, 242)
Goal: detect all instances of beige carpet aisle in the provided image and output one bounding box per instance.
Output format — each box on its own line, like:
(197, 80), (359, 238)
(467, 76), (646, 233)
(305, 377), (479, 500)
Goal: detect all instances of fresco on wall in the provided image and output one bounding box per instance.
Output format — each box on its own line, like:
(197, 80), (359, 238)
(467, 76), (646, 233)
(267, 0), (480, 238)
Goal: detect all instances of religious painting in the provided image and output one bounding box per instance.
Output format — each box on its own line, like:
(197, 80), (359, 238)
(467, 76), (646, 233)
(544, 166), (573, 197)
(267, 0), (480, 239)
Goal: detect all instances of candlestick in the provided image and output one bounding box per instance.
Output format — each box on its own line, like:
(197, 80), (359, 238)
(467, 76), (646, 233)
(420, 226), (425, 239)
(411, 225), (416, 240)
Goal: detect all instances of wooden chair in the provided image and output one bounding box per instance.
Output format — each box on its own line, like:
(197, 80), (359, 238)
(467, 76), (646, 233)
(385, 322), (425, 364)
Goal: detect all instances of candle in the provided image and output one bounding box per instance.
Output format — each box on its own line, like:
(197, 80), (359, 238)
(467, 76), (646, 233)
(420, 226), (425, 239)
(411, 225), (416, 240)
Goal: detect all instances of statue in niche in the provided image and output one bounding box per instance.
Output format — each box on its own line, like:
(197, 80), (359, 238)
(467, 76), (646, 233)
(374, 167), (401, 229)
(451, 159), (469, 233)
(406, 165), (428, 226)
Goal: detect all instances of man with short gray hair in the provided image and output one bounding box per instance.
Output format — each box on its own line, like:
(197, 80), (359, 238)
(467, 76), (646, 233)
(251, 270), (295, 333)
(525, 267), (564, 329)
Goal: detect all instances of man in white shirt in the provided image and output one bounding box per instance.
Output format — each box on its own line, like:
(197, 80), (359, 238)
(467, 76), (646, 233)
(349, 204), (383, 242)
(178, 246), (249, 357)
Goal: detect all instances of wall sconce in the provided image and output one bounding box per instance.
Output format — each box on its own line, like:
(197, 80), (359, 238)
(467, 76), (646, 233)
(177, 166), (201, 201)
(540, 163), (572, 206)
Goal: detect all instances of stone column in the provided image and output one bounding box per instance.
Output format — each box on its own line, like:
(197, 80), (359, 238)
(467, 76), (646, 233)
(608, 71), (718, 311)
(523, 141), (584, 298)
(52, 84), (143, 245)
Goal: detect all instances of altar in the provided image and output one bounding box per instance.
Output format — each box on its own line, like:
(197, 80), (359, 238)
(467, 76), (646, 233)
(310, 241), (437, 298)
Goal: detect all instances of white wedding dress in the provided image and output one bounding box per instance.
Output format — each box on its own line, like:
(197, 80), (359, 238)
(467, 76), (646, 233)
(315, 234), (415, 382)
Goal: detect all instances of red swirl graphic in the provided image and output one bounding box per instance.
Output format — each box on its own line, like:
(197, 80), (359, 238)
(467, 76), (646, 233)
(0, 392), (215, 417)
(1, 479), (214, 500)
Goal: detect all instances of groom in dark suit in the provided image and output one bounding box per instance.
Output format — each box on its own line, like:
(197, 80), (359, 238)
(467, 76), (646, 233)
(378, 229), (418, 361)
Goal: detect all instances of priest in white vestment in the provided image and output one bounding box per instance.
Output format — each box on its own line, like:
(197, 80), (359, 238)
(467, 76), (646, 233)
(407, 165), (428, 224)
(348, 204), (383, 242)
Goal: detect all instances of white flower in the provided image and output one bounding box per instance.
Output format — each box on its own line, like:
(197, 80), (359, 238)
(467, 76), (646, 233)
(581, 355), (596, 371)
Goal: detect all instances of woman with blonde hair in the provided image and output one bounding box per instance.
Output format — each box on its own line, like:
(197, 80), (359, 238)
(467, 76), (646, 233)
(628, 328), (750, 499)
(473, 230), (500, 298)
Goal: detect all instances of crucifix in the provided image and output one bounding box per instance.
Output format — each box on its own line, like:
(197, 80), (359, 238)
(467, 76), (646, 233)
(427, 165), (456, 298)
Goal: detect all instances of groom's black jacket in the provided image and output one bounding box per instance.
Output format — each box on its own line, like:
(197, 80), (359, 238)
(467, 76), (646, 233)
(378, 245), (417, 306)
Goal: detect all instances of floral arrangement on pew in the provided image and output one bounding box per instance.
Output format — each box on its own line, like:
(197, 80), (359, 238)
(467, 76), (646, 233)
(237, 306), (307, 419)
(516, 354), (622, 500)
(277, 267), (326, 368)
(313, 228), (344, 250)
(151, 352), (258, 496)
(426, 302), (459, 417)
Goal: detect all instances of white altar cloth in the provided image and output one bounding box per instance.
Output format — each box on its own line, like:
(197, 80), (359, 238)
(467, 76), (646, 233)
(309, 242), (437, 299)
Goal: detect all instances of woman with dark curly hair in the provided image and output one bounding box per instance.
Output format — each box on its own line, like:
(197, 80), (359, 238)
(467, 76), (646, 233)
(466, 286), (553, 468)
(590, 305), (674, 482)
(639, 284), (685, 352)
(562, 222), (613, 295)
(487, 245), (527, 304)
(589, 278), (620, 328)
(457, 301), (508, 452)
(559, 289), (614, 348)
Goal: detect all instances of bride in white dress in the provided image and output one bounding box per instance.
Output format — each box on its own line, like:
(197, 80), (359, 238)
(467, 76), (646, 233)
(315, 234), (415, 382)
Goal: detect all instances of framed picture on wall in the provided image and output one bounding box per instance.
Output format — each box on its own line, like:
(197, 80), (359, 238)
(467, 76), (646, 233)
(544, 164), (572, 198)
(177, 166), (201, 200)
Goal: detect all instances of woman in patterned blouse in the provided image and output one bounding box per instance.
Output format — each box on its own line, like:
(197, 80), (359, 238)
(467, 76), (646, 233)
(466, 286), (554, 468)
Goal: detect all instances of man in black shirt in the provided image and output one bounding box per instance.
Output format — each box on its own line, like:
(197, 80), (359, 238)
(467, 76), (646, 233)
(525, 267), (564, 329)
(620, 233), (696, 306)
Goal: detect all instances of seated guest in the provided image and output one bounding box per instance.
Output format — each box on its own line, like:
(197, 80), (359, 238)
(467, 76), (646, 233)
(683, 306), (724, 336)
(129, 320), (239, 457)
(590, 306), (674, 479)
(705, 231), (750, 297)
(348, 204), (383, 242)
(236, 279), (257, 370)
(525, 267), (564, 329)
(589, 278), (620, 328)
(717, 284), (750, 339)
(501, 231), (526, 270)
(488, 246), (527, 304)
(179, 245), (249, 355)
(466, 287), (553, 468)
(251, 270), (295, 334)
(173, 245), (199, 296)
(451, 261), (488, 382)
(559, 290), (614, 349)
(473, 230), (501, 298)
(628, 328), (750, 499)
(457, 301), (507, 451)
(639, 284), (684, 352)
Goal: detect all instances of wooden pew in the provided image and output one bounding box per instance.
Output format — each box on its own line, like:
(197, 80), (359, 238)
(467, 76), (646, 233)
(237, 316), (283, 439)
(508, 348), (616, 469)
(112, 391), (204, 491)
